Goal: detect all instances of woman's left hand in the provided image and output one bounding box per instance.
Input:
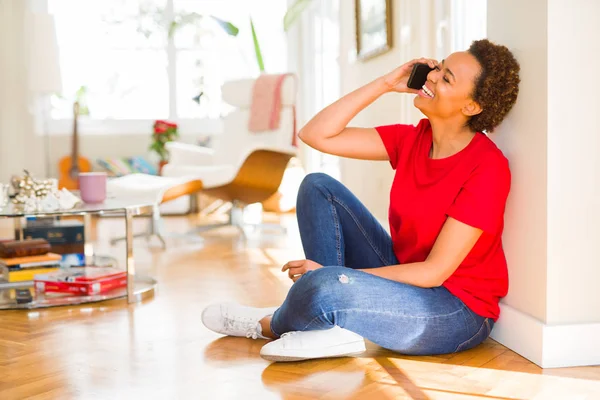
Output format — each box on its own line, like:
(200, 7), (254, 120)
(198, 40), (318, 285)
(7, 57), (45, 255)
(282, 259), (323, 282)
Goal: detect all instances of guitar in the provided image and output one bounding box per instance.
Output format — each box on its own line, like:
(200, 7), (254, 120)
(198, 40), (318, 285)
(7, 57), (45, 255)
(58, 101), (91, 190)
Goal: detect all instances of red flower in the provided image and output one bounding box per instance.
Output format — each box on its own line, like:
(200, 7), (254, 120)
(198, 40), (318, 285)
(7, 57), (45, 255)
(150, 119), (179, 162)
(153, 120), (169, 134)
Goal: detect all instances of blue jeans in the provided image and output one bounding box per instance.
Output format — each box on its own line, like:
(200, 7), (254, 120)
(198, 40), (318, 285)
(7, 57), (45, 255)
(270, 173), (494, 355)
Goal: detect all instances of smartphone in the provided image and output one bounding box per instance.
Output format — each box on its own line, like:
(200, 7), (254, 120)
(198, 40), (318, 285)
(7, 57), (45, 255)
(407, 63), (434, 90)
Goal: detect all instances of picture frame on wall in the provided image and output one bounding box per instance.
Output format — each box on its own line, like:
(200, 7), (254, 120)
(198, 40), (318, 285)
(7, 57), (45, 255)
(355, 0), (393, 61)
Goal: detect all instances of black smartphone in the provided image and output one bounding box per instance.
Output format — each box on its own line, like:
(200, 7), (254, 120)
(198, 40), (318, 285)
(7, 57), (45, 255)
(407, 63), (434, 90)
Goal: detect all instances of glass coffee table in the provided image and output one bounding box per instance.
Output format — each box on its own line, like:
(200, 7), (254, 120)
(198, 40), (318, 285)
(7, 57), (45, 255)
(0, 198), (157, 309)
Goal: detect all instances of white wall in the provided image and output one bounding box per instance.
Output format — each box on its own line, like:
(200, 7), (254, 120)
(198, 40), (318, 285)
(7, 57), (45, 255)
(0, 0), (45, 183)
(546, 0), (600, 324)
(339, 0), (433, 224)
(487, 0), (549, 324)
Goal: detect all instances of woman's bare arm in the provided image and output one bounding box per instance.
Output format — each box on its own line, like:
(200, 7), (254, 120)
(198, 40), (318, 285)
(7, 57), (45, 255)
(359, 217), (482, 288)
(298, 79), (390, 160)
(298, 58), (437, 161)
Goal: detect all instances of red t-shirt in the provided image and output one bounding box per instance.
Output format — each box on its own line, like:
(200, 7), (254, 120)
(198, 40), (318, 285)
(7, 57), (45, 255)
(376, 119), (510, 321)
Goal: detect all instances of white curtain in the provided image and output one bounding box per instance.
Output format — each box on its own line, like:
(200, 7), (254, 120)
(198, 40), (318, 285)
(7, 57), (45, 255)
(0, 0), (44, 183)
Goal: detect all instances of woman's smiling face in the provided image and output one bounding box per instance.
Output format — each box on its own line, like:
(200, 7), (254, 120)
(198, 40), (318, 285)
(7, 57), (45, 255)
(414, 51), (483, 125)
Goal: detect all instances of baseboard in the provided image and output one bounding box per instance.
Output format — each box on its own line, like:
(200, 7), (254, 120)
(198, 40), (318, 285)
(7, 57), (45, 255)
(490, 303), (545, 366)
(491, 303), (600, 368)
(543, 320), (600, 368)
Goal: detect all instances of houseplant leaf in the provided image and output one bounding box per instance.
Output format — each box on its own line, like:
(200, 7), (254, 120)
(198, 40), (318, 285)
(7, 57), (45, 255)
(169, 13), (239, 39)
(250, 17), (265, 72)
(284, 0), (313, 31)
(210, 16), (239, 36)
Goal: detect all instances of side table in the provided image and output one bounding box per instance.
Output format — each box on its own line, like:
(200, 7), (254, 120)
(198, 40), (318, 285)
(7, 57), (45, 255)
(0, 198), (157, 309)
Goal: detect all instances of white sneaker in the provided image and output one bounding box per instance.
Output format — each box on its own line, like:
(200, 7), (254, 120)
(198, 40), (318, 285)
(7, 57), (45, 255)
(260, 326), (366, 362)
(201, 303), (278, 339)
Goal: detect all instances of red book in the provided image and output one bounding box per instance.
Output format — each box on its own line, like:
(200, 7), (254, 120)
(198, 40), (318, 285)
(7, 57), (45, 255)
(34, 275), (127, 296)
(64, 267), (126, 282)
(33, 266), (126, 282)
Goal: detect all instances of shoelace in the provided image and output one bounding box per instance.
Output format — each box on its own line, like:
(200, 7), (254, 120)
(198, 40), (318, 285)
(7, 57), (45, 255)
(246, 330), (259, 339)
(280, 331), (298, 339)
(277, 331), (300, 348)
(224, 316), (260, 339)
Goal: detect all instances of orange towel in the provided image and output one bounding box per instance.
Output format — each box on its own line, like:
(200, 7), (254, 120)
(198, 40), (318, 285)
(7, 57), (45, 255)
(248, 73), (297, 147)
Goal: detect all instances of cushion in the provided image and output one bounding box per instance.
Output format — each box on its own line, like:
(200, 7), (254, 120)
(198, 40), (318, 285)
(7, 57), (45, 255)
(96, 157), (158, 176)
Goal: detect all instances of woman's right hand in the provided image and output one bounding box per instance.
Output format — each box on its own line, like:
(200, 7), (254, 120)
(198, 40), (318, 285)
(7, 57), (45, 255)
(382, 58), (438, 94)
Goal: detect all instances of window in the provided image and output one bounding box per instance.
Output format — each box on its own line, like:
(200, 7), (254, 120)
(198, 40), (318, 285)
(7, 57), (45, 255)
(433, 0), (486, 61)
(298, 0), (341, 179)
(47, 0), (287, 132)
(449, 0), (487, 52)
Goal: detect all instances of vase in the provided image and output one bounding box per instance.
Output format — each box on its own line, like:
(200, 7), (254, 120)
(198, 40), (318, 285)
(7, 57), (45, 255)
(158, 160), (168, 176)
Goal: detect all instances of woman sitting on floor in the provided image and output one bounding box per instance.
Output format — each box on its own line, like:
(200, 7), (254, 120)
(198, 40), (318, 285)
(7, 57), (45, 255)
(201, 38), (521, 362)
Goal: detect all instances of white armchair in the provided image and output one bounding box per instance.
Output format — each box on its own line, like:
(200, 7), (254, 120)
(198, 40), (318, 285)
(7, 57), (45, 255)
(162, 74), (298, 234)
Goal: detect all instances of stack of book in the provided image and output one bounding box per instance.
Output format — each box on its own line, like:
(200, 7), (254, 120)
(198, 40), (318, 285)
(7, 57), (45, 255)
(22, 218), (86, 267)
(34, 266), (127, 296)
(0, 239), (62, 284)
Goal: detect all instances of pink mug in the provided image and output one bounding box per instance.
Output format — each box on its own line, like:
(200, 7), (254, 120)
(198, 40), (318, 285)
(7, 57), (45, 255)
(78, 172), (107, 204)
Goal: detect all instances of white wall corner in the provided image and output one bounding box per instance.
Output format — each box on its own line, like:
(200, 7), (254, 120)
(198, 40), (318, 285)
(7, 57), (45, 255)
(492, 303), (600, 368)
(491, 302), (545, 367)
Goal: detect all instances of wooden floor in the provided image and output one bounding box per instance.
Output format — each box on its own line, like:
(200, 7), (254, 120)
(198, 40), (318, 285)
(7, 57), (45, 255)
(1, 213), (599, 399)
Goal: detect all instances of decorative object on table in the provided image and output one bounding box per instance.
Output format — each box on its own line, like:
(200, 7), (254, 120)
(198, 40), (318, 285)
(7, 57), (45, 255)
(58, 101), (92, 190)
(34, 266), (127, 296)
(10, 170), (81, 212)
(11, 171), (57, 201)
(57, 189), (81, 210)
(0, 239), (51, 258)
(78, 172), (107, 204)
(355, 0), (393, 61)
(149, 120), (179, 174)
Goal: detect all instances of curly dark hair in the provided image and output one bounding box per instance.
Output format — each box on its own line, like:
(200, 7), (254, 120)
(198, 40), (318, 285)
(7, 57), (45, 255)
(467, 39), (520, 133)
